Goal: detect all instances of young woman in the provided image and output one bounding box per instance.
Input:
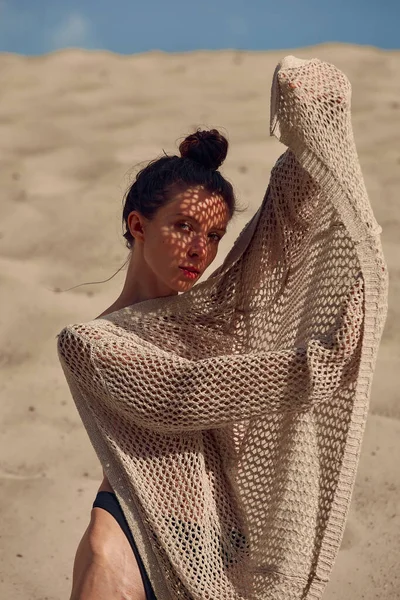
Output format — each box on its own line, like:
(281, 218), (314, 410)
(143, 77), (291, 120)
(69, 128), (242, 600)
(58, 56), (387, 600)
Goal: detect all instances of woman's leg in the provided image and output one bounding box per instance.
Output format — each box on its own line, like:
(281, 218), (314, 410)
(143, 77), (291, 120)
(69, 478), (147, 600)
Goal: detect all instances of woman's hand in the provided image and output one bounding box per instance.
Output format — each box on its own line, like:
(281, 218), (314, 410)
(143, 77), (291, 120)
(271, 57), (351, 154)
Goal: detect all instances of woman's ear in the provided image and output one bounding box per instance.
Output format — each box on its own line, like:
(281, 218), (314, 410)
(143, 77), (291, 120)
(127, 211), (146, 243)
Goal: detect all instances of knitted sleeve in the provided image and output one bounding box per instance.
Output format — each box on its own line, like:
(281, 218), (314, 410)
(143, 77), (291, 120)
(270, 56), (381, 240)
(57, 276), (364, 433)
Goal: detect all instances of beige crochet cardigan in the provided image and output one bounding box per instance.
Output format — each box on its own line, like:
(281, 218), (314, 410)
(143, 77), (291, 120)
(57, 55), (388, 600)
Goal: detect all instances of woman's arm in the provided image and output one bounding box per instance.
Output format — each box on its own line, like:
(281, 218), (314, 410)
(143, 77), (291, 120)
(57, 276), (364, 434)
(271, 56), (381, 239)
(66, 302), (147, 600)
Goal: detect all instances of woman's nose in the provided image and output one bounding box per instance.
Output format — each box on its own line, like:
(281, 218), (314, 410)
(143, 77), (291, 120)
(188, 236), (207, 257)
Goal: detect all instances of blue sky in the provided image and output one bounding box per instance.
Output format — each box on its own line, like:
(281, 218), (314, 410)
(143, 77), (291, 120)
(0, 0), (398, 55)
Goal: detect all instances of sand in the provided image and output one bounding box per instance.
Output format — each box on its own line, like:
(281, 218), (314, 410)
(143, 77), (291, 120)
(0, 43), (398, 599)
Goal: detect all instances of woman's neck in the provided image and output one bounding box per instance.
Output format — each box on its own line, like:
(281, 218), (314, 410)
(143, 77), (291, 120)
(95, 256), (178, 320)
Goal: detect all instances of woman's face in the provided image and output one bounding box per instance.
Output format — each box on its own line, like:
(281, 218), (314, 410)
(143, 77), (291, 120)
(130, 185), (230, 293)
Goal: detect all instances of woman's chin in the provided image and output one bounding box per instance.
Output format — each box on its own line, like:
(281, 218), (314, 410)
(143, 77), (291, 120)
(176, 281), (196, 292)
(171, 278), (198, 294)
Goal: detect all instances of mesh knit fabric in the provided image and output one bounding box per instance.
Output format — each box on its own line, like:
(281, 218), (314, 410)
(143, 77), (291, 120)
(57, 55), (388, 600)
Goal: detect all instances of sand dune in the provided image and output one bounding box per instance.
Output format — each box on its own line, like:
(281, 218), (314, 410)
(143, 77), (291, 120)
(0, 43), (398, 599)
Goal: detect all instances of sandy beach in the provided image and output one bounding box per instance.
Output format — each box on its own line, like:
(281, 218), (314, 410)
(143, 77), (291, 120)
(0, 43), (398, 599)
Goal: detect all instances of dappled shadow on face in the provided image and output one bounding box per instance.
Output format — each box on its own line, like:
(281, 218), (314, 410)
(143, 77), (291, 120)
(151, 184), (230, 292)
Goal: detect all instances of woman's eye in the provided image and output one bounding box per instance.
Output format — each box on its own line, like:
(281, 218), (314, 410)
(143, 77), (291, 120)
(178, 222), (221, 242)
(210, 233), (222, 242)
(178, 222), (191, 231)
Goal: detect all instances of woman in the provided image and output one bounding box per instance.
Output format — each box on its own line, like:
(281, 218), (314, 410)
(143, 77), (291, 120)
(69, 129), (241, 600)
(57, 55), (388, 600)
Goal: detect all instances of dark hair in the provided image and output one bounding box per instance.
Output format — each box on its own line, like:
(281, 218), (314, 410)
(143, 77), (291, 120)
(53, 128), (247, 293)
(122, 128), (245, 250)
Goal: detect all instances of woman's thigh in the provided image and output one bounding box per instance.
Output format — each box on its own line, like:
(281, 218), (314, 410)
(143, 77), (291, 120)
(69, 507), (147, 600)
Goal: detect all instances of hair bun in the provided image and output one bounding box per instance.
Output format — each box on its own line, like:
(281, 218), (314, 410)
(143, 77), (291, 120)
(179, 128), (228, 171)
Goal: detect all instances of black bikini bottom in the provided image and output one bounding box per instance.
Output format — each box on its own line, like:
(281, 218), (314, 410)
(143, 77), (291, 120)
(93, 491), (249, 599)
(92, 491), (158, 600)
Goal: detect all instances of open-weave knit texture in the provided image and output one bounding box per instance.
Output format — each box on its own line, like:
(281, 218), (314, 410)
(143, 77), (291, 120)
(57, 55), (388, 600)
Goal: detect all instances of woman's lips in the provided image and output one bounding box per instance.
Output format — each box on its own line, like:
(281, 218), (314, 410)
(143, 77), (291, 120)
(179, 267), (200, 280)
